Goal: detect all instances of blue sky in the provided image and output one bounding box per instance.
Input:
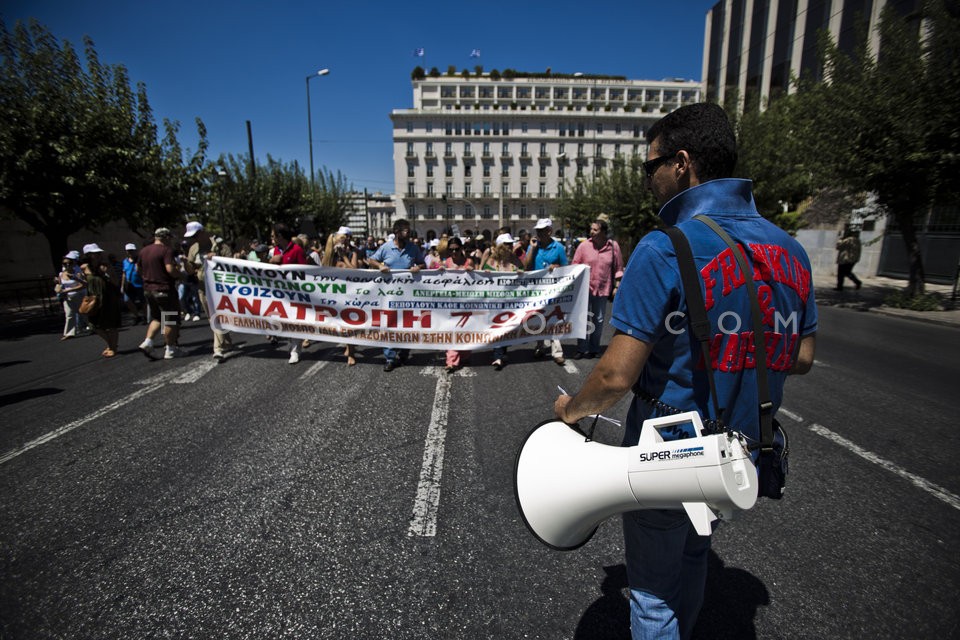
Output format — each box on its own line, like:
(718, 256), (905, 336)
(4, 0), (718, 194)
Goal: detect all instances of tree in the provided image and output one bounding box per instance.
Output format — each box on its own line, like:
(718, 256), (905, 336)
(556, 156), (659, 254)
(0, 18), (207, 271)
(411, 66), (425, 81)
(798, 1), (960, 295)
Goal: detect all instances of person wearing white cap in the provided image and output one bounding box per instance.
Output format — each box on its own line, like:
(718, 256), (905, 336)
(184, 221), (235, 359)
(80, 243), (123, 357)
(120, 242), (146, 324)
(484, 233), (524, 370)
(56, 251), (88, 339)
(136, 227), (185, 359)
(524, 218), (568, 365)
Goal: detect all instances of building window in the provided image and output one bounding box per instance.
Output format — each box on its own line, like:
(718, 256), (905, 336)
(445, 142), (453, 156)
(595, 143), (603, 157)
(596, 123), (603, 133)
(445, 122), (452, 135)
(633, 125), (641, 138)
(408, 182), (415, 197)
(445, 164), (453, 178)
(426, 142), (434, 156)
(465, 202), (473, 216)
(409, 204), (416, 217)
(427, 204), (435, 217)
(520, 204), (527, 217)
(502, 183), (509, 195)
(502, 122), (510, 135)
(559, 164), (565, 177)
(483, 182), (490, 196)
(522, 122), (528, 133)
(483, 205), (491, 218)
(539, 165), (547, 178)
(447, 205), (454, 218)
(521, 183), (528, 197)
(427, 183), (434, 196)
(578, 123), (585, 137)
(483, 163), (491, 178)
(446, 182), (453, 196)
(521, 164), (528, 178)
(521, 142), (529, 157)
(615, 123), (622, 134)
(483, 141), (491, 156)
(559, 143), (565, 155)
(406, 122), (413, 133)
(464, 164), (472, 177)
(407, 165), (415, 178)
(406, 142), (414, 156)
(426, 122), (433, 133)
(465, 182), (472, 197)
(464, 142), (472, 156)
(539, 183), (546, 197)
(539, 142), (547, 156)
(427, 164), (434, 177)
(577, 143), (585, 157)
(502, 142), (509, 155)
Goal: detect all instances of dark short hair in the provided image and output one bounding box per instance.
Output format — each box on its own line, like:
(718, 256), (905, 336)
(594, 219), (609, 234)
(273, 223), (292, 241)
(393, 218), (411, 233)
(646, 103), (737, 182)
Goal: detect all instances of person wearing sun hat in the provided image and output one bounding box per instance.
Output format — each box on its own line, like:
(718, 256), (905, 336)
(524, 217), (568, 365)
(485, 233), (524, 370)
(80, 242), (122, 357)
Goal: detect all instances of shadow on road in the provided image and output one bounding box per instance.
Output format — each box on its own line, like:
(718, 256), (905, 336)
(0, 386), (63, 408)
(572, 552), (768, 639)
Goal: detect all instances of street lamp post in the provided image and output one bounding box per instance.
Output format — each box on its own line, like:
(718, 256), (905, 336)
(305, 68), (330, 187)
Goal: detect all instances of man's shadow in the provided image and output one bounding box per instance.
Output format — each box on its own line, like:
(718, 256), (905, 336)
(574, 553), (768, 639)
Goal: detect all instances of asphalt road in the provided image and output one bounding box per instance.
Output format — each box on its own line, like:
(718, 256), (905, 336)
(0, 306), (958, 639)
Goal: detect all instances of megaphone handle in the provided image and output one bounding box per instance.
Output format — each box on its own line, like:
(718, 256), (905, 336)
(585, 414), (599, 442)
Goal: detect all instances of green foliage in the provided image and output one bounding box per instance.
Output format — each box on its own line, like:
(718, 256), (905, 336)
(556, 155), (659, 254)
(411, 66), (425, 81)
(209, 155), (351, 244)
(884, 290), (943, 311)
(428, 67), (440, 78)
(0, 18), (206, 270)
(489, 69), (500, 80)
(473, 65), (483, 76)
(446, 65), (456, 76)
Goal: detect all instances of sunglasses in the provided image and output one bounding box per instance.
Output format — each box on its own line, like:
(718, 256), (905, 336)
(642, 153), (675, 178)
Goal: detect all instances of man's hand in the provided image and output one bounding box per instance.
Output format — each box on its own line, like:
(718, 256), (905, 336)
(554, 394), (573, 424)
(410, 265), (421, 273)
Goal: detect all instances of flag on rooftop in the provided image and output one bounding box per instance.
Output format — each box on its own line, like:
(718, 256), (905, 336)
(413, 47), (425, 57)
(470, 48), (481, 58)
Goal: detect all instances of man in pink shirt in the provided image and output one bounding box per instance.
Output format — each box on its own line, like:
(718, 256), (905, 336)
(571, 218), (624, 358)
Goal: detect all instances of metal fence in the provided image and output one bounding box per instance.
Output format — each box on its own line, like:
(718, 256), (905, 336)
(0, 276), (58, 315)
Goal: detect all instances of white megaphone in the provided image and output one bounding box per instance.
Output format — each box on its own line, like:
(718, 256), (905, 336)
(514, 411), (758, 550)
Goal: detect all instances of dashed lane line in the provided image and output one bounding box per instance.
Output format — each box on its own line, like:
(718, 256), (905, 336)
(408, 367), (457, 537)
(2, 363), (211, 467)
(808, 423), (960, 512)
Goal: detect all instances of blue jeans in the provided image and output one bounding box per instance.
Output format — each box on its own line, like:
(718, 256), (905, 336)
(623, 509), (713, 640)
(383, 347), (409, 364)
(577, 294), (607, 355)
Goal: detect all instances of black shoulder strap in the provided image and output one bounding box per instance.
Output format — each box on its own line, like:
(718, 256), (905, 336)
(693, 214), (774, 453)
(659, 226), (723, 423)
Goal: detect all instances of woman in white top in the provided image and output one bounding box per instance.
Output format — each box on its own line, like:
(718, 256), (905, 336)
(56, 251), (88, 340)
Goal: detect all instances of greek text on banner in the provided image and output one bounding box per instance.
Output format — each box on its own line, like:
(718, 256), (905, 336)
(204, 257), (590, 351)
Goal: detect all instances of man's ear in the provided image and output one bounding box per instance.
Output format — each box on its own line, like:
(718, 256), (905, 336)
(675, 150), (698, 186)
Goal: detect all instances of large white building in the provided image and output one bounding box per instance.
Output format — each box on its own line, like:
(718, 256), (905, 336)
(390, 73), (701, 241)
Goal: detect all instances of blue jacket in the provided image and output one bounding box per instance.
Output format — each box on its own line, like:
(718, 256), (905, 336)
(611, 179), (818, 449)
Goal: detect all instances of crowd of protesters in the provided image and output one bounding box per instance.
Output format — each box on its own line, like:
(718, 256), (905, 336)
(54, 215), (624, 370)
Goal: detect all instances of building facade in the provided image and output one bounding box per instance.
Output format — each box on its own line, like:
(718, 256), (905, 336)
(390, 74), (701, 241)
(703, 0), (923, 109)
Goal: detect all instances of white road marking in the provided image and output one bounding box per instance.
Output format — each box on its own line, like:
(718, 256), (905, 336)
(809, 423), (960, 512)
(171, 359), (219, 384)
(813, 359), (830, 368)
(1, 361), (220, 467)
(420, 365), (477, 378)
(299, 360), (329, 380)
(0, 384), (165, 466)
(409, 368), (454, 537)
(777, 407), (803, 423)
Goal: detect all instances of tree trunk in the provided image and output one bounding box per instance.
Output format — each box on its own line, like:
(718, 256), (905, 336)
(43, 228), (70, 276)
(895, 209), (926, 297)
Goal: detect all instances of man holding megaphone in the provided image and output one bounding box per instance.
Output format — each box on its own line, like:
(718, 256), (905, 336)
(552, 103), (818, 640)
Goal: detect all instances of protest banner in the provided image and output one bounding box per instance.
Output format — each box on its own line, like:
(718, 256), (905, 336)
(205, 257), (590, 351)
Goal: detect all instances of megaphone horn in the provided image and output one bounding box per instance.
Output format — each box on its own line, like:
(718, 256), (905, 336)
(514, 412), (758, 551)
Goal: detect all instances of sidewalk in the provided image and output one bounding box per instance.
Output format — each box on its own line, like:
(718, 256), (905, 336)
(813, 274), (960, 328)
